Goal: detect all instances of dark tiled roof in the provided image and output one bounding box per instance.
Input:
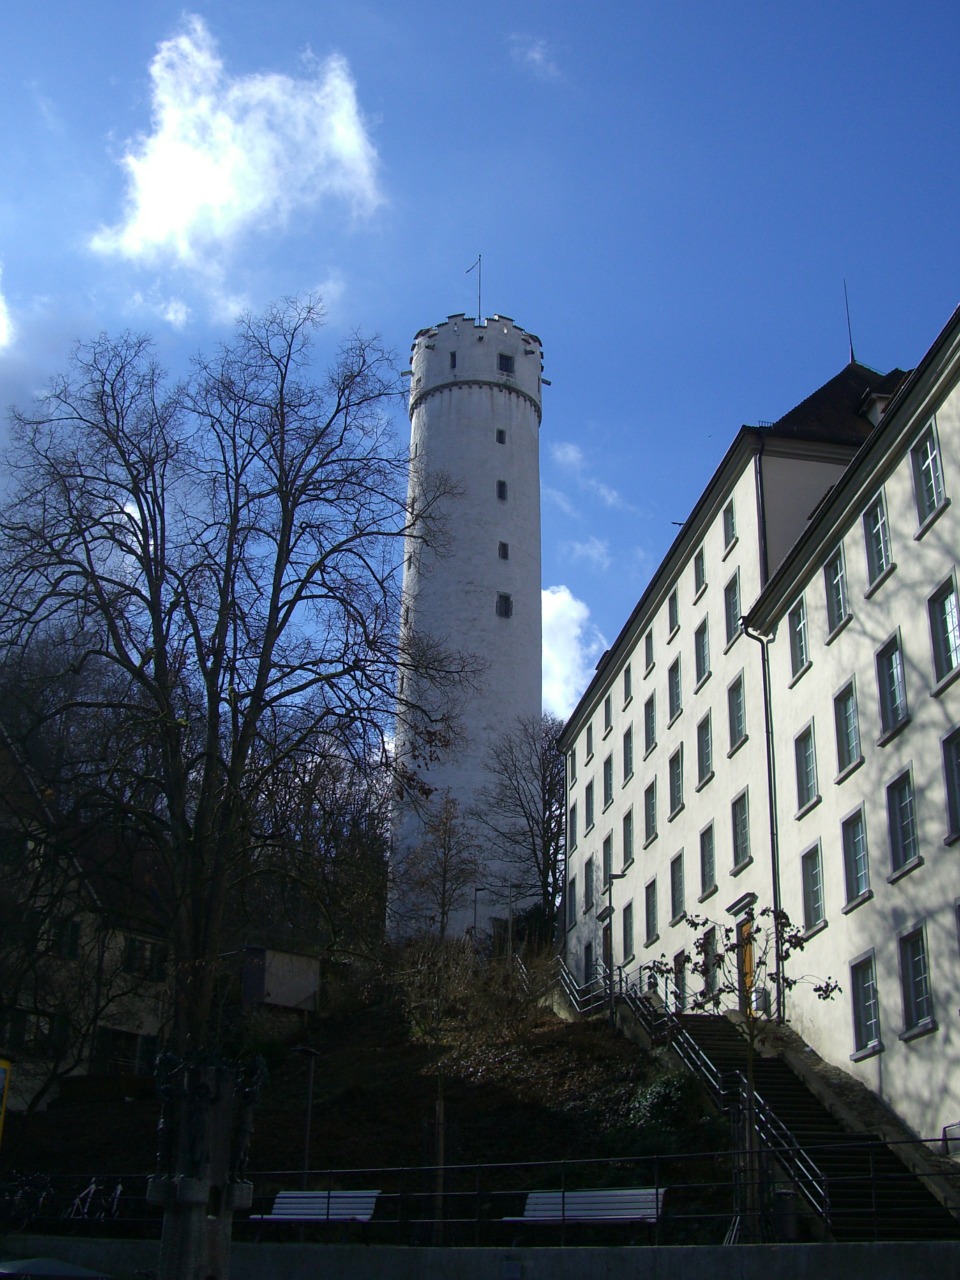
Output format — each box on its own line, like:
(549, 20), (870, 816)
(769, 361), (909, 446)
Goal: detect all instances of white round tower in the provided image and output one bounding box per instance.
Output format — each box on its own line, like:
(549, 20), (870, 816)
(393, 313), (544, 941)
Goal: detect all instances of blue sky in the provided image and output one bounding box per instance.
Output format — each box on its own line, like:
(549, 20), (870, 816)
(3, 2), (960, 716)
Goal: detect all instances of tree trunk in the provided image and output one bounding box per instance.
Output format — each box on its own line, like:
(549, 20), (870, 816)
(147, 1056), (261, 1280)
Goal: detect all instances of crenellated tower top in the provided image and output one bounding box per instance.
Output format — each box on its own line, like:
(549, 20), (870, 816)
(407, 314), (544, 423)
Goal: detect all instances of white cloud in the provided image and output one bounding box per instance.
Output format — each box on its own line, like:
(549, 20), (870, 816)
(508, 35), (561, 81)
(90, 16), (381, 273)
(0, 265), (13, 350)
(565, 536), (611, 572)
(543, 485), (577, 518)
(542, 585), (607, 719)
(550, 441), (584, 470)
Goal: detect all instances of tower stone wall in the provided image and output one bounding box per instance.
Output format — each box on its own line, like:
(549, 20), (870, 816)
(392, 313), (543, 939)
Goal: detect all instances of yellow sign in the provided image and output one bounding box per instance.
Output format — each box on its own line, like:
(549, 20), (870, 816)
(0, 1059), (10, 1150)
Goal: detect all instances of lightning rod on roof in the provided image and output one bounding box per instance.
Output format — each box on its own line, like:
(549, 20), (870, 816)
(844, 279), (856, 364)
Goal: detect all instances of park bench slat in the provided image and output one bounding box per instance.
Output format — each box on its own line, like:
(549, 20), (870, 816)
(504, 1187), (664, 1224)
(251, 1190), (380, 1222)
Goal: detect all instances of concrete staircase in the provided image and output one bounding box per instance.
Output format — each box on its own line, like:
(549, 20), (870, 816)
(678, 1012), (960, 1242)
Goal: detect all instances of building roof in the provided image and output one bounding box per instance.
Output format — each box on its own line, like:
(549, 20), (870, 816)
(769, 361), (908, 445)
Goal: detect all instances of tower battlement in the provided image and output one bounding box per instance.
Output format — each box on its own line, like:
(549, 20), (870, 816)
(408, 314), (544, 420)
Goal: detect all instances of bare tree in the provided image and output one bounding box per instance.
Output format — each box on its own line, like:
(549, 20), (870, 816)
(473, 713), (566, 941)
(395, 794), (481, 941)
(0, 297), (466, 1276)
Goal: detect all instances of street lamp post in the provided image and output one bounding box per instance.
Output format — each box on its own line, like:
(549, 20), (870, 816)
(293, 1046), (322, 1191)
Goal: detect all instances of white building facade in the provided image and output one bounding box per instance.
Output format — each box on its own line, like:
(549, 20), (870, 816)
(393, 314), (544, 938)
(746, 305), (960, 1142)
(559, 324), (960, 1141)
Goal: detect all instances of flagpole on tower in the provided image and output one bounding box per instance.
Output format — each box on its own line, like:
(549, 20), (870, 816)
(466, 255), (482, 323)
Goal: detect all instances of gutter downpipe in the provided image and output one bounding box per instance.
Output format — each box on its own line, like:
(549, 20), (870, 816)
(748, 434), (785, 1022)
(744, 621), (784, 1023)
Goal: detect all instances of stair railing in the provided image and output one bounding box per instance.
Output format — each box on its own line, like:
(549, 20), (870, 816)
(618, 963), (723, 1104)
(729, 1069), (830, 1228)
(553, 955), (607, 1016)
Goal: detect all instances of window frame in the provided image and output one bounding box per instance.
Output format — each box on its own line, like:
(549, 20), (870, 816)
(622, 809), (634, 868)
(696, 712), (713, 787)
(863, 492), (892, 588)
(694, 618), (710, 687)
(602, 754), (614, 809)
(841, 807), (871, 907)
(623, 724), (634, 780)
(724, 571), (741, 646)
(668, 746), (684, 818)
(898, 925), (935, 1037)
(834, 681), (862, 777)
(644, 692), (656, 755)
(800, 843), (825, 934)
(668, 656), (682, 722)
(643, 779), (657, 846)
(723, 498), (736, 550)
(876, 633), (909, 737)
(887, 770), (920, 876)
(851, 951), (882, 1057)
(731, 789), (750, 869)
(644, 878), (658, 945)
(788, 597), (810, 679)
(912, 421), (947, 528)
(670, 851), (685, 923)
(728, 671), (747, 753)
(929, 573), (960, 686)
(794, 722), (819, 814)
(699, 823), (716, 897)
(824, 544), (850, 637)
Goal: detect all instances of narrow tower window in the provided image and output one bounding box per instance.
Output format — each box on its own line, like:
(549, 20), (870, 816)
(496, 593), (513, 618)
(449, 351), (457, 369)
(496, 428), (506, 444)
(498, 353), (515, 375)
(498, 541), (509, 560)
(497, 480), (508, 501)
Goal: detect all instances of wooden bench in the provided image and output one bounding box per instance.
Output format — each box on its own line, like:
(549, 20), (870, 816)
(505, 1187), (664, 1224)
(251, 1189), (380, 1223)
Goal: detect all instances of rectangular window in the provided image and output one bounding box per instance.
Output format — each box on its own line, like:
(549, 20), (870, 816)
(586, 724), (594, 758)
(728, 673), (746, 750)
(622, 809), (634, 867)
(668, 747), (683, 816)
(842, 808), (870, 903)
(644, 693), (656, 753)
(584, 857), (594, 911)
(801, 845), (825, 931)
(668, 588), (679, 635)
(795, 724), (818, 811)
(496, 479), (508, 501)
(668, 657), (682, 721)
(498, 352), (515, 374)
(732, 791), (750, 868)
(724, 571), (741, 644)
(622, 901), (634, 960)
(723, 498), (736, 548)
(834, 683), (861, 774)
(887, 772), (919, 873)
(942, 728), (960, 837)
(877, 635), (909, 733)
(929, 576), (960, 682)
(824, 546), (849, 635)
(623, 663), (632, 704)
(623, 725), (634, 779)
(602, 833), (612, 888)
(899, 928), (933, 1031)
(123, 936), (167, 981)
(496, 427), (506, 444)
(851, 955), (881, 1053)
(699, 823), (716, 895)
(694, 546), (706, 594)
(670, 852), (685, 921)
(449, 351), (457, 369)
(568, 802), (577, 850)
(695, 619), (710, 685)
(863, 493), (892, 585)
(585, 781), (595, 831)
(912, 423), (946, 525)
(603, 754), (614, 808)
(498, 541), (509, 559)
(697, 713), (713, 785)
(569, 747), (577, 785)
(645, 879), (658, 943)
(603, 693), (612, 733)
(566, 876), (577, 929)
(644, 780), (657, 844)
(644, 631), (654, 672)
(496, 592), (513, 618)
(789, 598), (809, 677)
